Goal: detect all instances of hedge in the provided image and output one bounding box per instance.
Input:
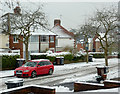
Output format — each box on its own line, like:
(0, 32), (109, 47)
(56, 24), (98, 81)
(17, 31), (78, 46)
(92, 53), (105, 58)
(1, 55), (20, 70)
(31, 54), (86, 64)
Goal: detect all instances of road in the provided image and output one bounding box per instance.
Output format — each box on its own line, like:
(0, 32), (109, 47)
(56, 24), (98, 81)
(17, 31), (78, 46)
(0, 58), (119, 91)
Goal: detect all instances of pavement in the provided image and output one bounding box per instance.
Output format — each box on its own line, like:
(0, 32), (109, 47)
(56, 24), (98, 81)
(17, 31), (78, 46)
(0, 70), (14, 78)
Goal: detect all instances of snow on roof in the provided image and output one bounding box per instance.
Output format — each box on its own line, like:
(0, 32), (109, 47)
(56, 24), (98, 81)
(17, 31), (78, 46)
(51, 25), (73, 38)
(0, 53), (20, 56)
(11, 28), (56, 36)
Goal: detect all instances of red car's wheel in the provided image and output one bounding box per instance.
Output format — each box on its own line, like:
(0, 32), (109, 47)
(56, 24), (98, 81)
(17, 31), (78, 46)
(49, 69), (53, 75)
(31, 71), (36, 78)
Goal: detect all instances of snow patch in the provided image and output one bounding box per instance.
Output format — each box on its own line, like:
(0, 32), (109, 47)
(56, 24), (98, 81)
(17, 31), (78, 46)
(53, 86), (73, 92)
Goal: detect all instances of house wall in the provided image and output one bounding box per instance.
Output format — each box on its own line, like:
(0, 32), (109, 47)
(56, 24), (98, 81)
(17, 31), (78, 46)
(40, 42), (49, 52)
(28, 42), (39, 52)
(77, 43), (84, 51)
(0, 34), (9, 49)
(9, 35), (23, 58)
(57, 38), (74, 49)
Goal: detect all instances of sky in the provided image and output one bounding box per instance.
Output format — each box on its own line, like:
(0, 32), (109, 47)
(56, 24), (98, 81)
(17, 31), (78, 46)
(1, 0), (119, 30)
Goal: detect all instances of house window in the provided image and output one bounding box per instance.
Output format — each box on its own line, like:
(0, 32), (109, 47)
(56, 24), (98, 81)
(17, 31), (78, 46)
(41, 35), (48, 42)
(31, 35), (39, 42)
(50, 36), (54, 43)
(13, 36), (18, 43)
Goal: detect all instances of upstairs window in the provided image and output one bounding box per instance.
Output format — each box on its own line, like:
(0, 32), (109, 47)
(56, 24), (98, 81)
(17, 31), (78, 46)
(13, 36), (18, 43)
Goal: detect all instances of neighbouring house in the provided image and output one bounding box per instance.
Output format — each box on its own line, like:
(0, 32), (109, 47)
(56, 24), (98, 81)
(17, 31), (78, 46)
(9, 29), (56, 59)
(0, 33), (10, 53)
(51, 19), (75, 52)
(1, 6), (57, 59)
(77, 38), (93, 52)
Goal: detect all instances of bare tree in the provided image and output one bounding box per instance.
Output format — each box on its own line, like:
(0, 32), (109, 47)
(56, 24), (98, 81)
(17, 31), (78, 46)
(77, 22), (95, 63)
(1, 6), (48, 61)
(91, 7), (118, 66)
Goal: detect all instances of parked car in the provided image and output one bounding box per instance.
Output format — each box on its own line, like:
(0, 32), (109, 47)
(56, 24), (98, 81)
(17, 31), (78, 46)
(14, 59), (54, 78)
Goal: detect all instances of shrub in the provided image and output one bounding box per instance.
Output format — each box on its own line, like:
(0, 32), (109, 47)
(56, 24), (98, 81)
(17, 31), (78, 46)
(73, 55), (86, 61)
(2, 55), (20, 70)
(64, 54), (73, 61)
(46, 56), (56, 62)
(31, 55), (47, 60)
(92, 53), (105, 58)
(118, 52), (120, 58)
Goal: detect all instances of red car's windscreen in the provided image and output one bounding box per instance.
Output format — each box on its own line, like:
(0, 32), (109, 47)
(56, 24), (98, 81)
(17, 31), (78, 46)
(23, 62), (37, 67)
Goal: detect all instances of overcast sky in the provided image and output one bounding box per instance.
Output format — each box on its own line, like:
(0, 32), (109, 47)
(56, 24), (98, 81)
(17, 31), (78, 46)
(1, 0), (119, 30)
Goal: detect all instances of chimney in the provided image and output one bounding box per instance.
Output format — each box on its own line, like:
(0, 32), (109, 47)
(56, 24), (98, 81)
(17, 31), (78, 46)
(54, 19), (61, 25)
(14, 6), (21, 15)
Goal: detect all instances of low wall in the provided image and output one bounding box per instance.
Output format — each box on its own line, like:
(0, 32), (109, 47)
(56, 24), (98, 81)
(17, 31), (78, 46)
(104, 80), (120, 88)
(74, 80), (120, 92)
(1, 85), (55, 94)
(74, 82), (105, 92)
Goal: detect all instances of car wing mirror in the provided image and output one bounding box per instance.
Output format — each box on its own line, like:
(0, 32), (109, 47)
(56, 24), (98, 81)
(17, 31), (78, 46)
(37, 65), (40, 67)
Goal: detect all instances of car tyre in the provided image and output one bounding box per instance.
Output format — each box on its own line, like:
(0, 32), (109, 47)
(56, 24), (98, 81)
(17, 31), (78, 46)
(31, 71), (36, 78)
(49, 69), (53, 75)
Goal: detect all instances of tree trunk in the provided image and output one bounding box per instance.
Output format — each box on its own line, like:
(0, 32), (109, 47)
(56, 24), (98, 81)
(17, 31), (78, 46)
(25, 38), (29, 62)
(104, 49), (108, 66)
(86, 51), (89, 63)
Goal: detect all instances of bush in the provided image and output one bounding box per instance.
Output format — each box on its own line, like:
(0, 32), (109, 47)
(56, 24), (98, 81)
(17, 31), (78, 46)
(92, 53), (105, 58)
(118, 52), (120, 58)
(31, 55), (47, 60)
(2, 55), (20, 70)
(73, 55), (86, 61)
(64, 54), (73, 61)
(46, 56), (56, 62)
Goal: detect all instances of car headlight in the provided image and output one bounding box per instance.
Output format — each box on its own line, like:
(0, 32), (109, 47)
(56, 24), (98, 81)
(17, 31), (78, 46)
(24, 70), (29, 72)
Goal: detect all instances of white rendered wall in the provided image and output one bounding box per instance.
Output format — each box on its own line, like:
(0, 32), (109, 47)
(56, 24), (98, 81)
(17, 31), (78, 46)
(57, 38), (74, 48)
(40, 42), (49, 52)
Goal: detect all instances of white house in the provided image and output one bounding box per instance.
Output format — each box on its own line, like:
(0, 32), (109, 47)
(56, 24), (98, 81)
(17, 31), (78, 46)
(51, 19), (75, 51)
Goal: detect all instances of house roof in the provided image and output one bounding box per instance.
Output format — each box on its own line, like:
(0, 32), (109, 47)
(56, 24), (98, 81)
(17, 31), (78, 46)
(51, 24), (74, 38)
(11, 28), (57, 36)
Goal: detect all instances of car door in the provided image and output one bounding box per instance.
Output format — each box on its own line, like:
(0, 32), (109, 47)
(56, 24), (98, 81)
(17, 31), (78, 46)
(37, 61), (46, 75)
(37, 62), (44, 74)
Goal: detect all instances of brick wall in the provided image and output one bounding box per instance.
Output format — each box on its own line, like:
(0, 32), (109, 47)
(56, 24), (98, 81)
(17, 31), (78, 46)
(9, 35), (23, 58)
(2, 85), (55, 94)
(74, 80), (120, 92)
(74, 82), (105, 92)
(104, 80), (120, 88)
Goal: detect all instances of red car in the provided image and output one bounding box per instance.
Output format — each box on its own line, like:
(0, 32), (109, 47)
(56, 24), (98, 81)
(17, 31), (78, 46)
(14, 59), (54, 78)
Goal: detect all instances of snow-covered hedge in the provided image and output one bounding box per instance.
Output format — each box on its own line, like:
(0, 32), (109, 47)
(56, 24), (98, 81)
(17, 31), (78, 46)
(31, 52), (86, 63)
(0, 53), (20, 56)
(1, 54), (20, 70)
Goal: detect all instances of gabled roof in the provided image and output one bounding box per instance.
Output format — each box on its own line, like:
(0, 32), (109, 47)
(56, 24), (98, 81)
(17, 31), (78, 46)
(51, 24), (74, 38)
(11, 28), (57, 36)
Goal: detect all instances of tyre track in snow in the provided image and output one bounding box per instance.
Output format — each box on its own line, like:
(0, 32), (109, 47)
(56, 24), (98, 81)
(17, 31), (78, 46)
(24, 63), (118, 86)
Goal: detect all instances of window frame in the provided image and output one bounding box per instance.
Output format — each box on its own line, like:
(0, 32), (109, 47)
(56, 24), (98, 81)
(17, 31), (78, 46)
(50, 36), (54, 43)
(41, 35), (48, 42)
(13, 36), (18, 43)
